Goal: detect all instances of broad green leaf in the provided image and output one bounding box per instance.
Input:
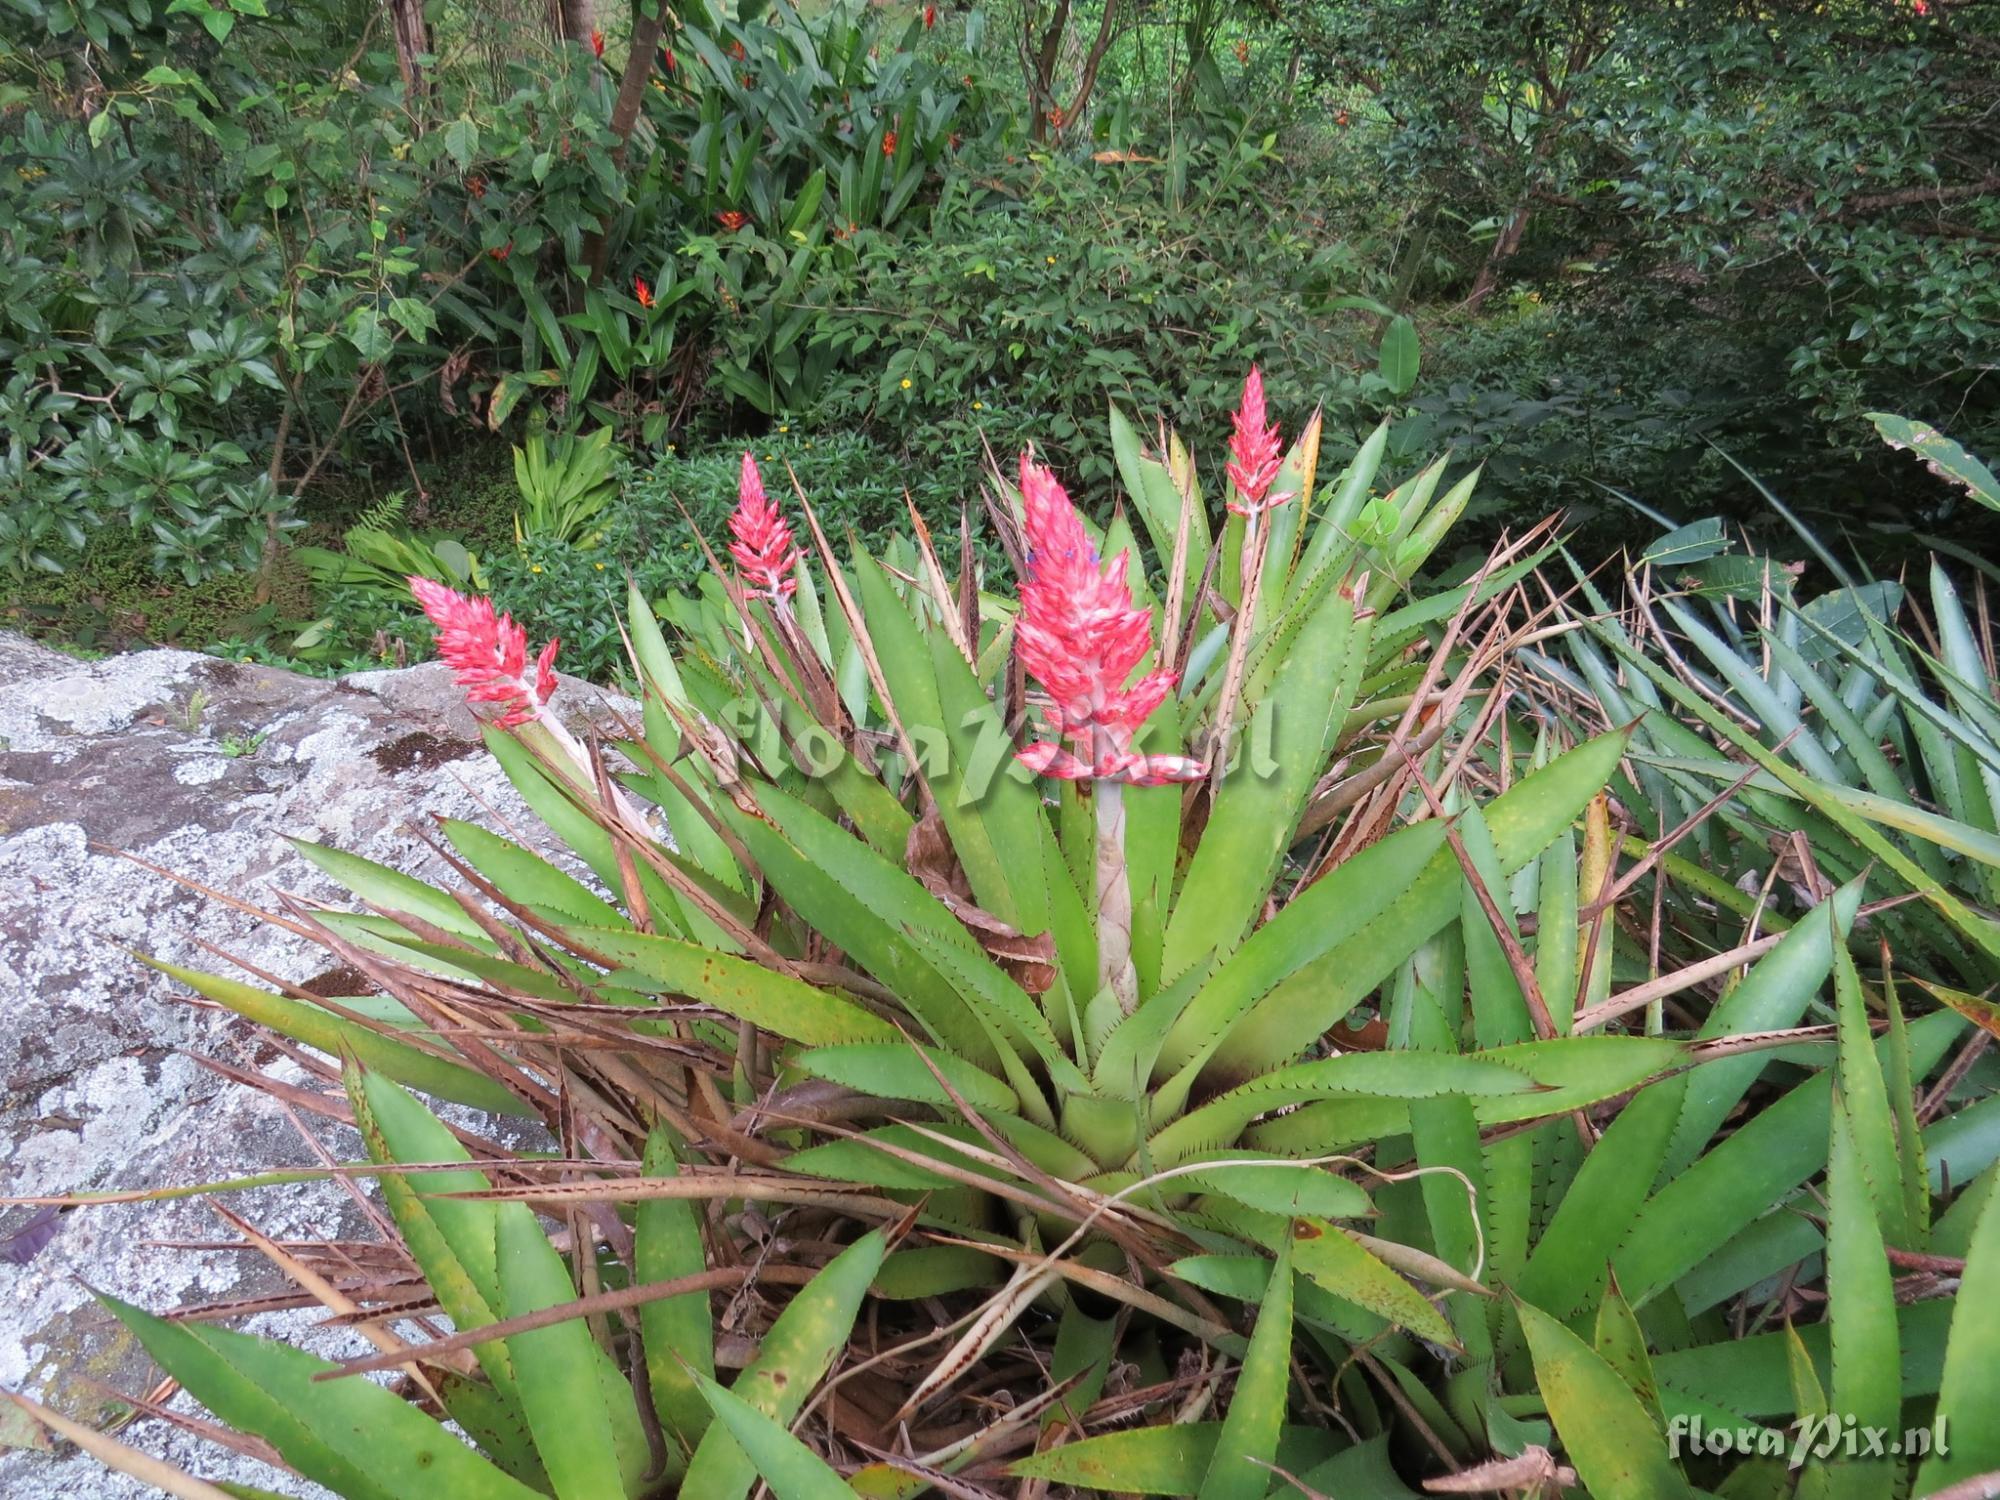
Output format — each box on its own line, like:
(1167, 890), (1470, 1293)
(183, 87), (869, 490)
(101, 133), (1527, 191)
(638, 1125), (714, 1459)
(1197, 1236), (1292, 1500)
(1641, 517), (1730, 568)
(440, 818), (631, 930)
(141, 957), (530, 1117)
(1517, 1077), (1686, 1321)
(346, 1067), (514, 1397)
(693, 1374), (856, 1500)
(1008, 1422), (1340, 1493)
(1620, 1011), (1963, 1306)
(794, 1041), (1017, 1112)
(1823, 1102), (1898, 1500)
(1663, 879), (1864, 1179)
(496, 1209), (635, 1500)
(1154, 819), (1449, 1080)
(570, 926), (896, 1045)
(1649, 1301), (1953, 1423)
(1148, 1050), (1538, 1167)
(99, 1293), (539, 1500)
(1869, 413), (2000, 512)
(1292, 1218), (1456, 1347)
(1915, 1183), (2000, 1493)
(1206, 728), (1631, 1078)
(1163, 587), (1356, 981)
(1832, 937), (1909, 1247)
(444, 115), (480, 170)
(1595, 1276), (1665, 1428)
(1174, 1161), (1372, 1221)
(1378, 314), (1420, 395)
(680, 1230), (886, 1500)
(870, 1246), (1007, 1299)
(1517, 1299), (1693, 1500)
(289, 836), (487, 940)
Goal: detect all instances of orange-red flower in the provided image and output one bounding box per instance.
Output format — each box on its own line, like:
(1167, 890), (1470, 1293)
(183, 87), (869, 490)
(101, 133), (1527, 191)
(589, 29), (604, 57)
(728, 38), (746, 60)
(923, 4), (936, 27)
(881, 130), (898, 157)
(466, 174), (487, 199)
(728, 453), (801, 602)
(634, 275), (654, 308)
(716, 210), (748, 232)
(488, 242), (512, 260)
(409, 578), (558, 729)
(662, 46), (676, 71)
(1225, 365), (1287, 514)
(1013, 453), (1204, 785)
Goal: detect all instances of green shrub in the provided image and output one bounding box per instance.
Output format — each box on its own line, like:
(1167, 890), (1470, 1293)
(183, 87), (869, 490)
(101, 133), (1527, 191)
(0, 0), (987, 582)
(801, 103), (1406, 487)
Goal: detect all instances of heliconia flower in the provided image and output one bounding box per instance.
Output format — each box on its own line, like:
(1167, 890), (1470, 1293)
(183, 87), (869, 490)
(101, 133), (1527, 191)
(408, 578), (558, 729)
(881, 129), (898, 157)
(634, 275), (654, 308)
(1225, 364), (1286, 514)
(1013, 453), (1206, 786)
(728, 452), (801, 602)
(589, 29), (604, 57)
(716, 210), (748, 232)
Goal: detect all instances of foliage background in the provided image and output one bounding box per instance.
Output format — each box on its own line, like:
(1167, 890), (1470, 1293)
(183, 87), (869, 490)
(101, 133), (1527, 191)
(2, 0), (1996, 663)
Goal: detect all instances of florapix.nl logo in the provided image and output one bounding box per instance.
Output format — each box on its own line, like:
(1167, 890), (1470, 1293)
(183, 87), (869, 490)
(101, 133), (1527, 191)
(1667, 1414), (1947, 1471)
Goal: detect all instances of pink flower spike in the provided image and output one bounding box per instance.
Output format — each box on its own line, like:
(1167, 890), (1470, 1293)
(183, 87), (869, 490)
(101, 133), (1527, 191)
(1012, 451), (1207, 786)
(1225, 365), (1286, 515)
(409, 577), (558, 729)
(728, 452), (801, 602)
(535, 637), (560, 705)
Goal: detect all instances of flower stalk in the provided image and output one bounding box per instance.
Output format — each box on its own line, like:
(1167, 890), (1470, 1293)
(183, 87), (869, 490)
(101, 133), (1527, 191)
(1208, 367), (1295, 782)
(1011, 452), (1203, 1013)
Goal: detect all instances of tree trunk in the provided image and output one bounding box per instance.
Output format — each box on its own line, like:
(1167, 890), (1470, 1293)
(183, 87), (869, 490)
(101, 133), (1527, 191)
(578, 1), (673, 282)
(552, 0), (592, 45)
(386, 0), (431, 112)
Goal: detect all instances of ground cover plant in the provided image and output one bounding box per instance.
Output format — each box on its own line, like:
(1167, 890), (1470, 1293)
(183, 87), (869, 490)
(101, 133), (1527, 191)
(6, 380), (1999, 1499)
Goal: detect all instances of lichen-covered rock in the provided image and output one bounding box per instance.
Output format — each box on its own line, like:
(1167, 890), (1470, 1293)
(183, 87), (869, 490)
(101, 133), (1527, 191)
(0, 637), (628, 1497)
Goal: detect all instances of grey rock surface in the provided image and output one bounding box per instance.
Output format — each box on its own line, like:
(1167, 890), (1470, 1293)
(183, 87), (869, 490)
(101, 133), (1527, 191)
(0, 637), (626, 1497)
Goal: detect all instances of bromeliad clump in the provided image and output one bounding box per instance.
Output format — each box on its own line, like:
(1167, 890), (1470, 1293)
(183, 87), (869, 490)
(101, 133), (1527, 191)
(70, 378), (1740, 1500)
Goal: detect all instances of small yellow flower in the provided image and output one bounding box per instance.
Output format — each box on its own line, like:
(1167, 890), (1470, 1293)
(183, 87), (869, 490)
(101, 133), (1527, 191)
(778, 423), (790, 432)
(594, 561), (606, 570)
(531, 564), (544, 573)
(1045, 255), (1056, 264)
(667, 443), (677, 452)
(900, 377), (913, 389)
(763, 453), (774, 460)
(971, 400), (984, 410)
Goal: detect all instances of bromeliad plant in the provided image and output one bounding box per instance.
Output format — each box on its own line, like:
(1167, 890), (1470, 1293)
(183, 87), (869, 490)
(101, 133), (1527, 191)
(18, 381), (2000, 1498)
